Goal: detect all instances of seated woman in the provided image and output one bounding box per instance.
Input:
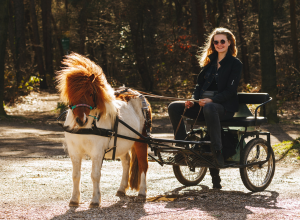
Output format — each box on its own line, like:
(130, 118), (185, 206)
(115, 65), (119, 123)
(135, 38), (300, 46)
(168, 27), (242, 189)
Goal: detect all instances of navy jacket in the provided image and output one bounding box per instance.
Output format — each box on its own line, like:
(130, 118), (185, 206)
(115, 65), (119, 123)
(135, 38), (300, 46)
(192, 51), (243, 112)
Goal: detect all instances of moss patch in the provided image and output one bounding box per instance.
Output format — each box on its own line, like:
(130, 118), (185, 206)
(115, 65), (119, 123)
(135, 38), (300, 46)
(273, 137), (300, 160)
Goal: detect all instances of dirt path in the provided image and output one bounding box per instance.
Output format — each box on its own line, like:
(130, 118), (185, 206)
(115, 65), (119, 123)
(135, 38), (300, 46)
(1, 92), (300, 219)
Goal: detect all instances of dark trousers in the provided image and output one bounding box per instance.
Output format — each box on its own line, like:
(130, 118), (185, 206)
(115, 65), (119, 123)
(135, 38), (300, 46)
(168, 101), (234, 151)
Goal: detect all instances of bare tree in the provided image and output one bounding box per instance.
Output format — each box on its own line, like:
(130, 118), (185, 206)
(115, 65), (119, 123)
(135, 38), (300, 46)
(259, 0), (278, 123)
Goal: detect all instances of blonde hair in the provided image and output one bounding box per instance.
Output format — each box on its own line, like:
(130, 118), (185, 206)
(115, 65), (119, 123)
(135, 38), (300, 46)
(198, 27), (237, 67)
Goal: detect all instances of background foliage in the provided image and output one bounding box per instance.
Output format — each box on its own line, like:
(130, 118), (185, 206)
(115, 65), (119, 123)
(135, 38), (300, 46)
(1, 0), (300, 118)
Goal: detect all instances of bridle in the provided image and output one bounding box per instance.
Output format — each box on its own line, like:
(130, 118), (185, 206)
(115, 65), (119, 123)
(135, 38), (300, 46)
(69, 86), (99, 120)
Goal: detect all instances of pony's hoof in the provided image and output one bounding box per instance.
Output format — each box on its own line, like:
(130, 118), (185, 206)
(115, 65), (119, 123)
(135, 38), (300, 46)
(69, 201), (79, 207)
(89, 202), (100, 208)
(136, 194), (146, 202)
(116, 191), (126, 197)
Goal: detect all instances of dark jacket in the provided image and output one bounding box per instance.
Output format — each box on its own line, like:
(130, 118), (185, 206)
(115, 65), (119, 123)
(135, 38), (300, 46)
(192, 51), (243, 112)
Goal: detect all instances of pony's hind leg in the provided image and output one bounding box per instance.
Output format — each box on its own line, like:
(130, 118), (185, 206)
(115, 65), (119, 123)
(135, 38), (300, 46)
(90, 154), (104, 208)
(129, 139), (148, 199)
(135, 141), (148, 198)
(116, 152), (130, 197)
(69, 155), (83, 207)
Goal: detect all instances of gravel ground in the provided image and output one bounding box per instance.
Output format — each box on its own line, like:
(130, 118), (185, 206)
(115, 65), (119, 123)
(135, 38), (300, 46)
(1, 156), (300, 219)
(1, 92), (300, 219)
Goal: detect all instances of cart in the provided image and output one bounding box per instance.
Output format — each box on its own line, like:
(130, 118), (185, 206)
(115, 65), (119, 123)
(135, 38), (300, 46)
(147, 92), (275, 192)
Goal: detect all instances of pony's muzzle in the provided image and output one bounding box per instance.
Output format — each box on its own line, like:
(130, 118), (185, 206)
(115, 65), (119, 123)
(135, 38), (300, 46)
(76, 116), (88, 127)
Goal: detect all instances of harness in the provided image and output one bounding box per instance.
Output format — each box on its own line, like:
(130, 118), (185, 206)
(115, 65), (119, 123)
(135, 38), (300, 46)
(58, 90), (152, 160)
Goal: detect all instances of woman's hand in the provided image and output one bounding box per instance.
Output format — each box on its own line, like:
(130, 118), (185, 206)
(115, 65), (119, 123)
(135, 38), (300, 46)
(185, 101), (194, 109)
(199, 98), (212, 107)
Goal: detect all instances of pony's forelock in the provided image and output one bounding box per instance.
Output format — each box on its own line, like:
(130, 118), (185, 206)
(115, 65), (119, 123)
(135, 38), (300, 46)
(56, 53), (115, 116)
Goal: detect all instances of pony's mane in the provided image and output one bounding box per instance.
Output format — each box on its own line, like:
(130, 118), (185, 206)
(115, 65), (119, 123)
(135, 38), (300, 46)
(56, 53), (115, 116)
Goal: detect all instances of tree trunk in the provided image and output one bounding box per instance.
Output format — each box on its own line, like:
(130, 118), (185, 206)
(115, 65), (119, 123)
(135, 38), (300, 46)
(29, 0), (47, 89)
(51, 13), (64, 59)
(0, 0), (9, 116)
(233, 0), (250, 83)
(206, 0), (216, 28)
(191, 0), (206, 46)
(289, 0), (299, 72)
(14, 0), (27, 87)
(190, 0), (205, 80)
(129, 19), (153, 91)
(8, 1), (16, 68)
(144, 0), (158, 90)
(126, 0), (153, 91)
(41, 0), (54, 85)
(259, 0), (278, 123)
(78, 0), (92, 54)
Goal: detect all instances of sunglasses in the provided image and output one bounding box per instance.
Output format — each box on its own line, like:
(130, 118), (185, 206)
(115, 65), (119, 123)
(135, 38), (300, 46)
(213, 39), (226, 45)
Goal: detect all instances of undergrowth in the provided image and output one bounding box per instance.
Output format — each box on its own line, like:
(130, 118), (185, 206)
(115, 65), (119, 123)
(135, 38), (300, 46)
(273, 137), (300, 160)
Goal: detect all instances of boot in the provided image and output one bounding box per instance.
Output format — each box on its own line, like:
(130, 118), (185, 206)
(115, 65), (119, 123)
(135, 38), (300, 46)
(209, 168), (222, 189)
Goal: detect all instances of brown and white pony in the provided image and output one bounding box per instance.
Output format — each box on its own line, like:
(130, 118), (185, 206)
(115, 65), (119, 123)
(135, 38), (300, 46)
(56, 53), (151, 208)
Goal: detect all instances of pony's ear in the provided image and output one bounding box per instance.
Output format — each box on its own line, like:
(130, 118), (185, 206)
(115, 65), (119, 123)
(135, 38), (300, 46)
(89, 74), (95, 83)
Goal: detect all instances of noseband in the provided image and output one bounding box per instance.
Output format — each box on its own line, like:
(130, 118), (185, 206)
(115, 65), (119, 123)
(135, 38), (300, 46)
(69, 86), (98, 121)
(70, 104), (93, 110)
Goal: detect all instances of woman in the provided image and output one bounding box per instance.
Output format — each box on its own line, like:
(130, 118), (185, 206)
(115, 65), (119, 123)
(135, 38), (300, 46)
(168, 27), (242, 189)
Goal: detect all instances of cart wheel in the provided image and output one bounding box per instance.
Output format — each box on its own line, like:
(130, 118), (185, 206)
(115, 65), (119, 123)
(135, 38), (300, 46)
(240, 138), (275, 192)
(173, 165), (207, 186)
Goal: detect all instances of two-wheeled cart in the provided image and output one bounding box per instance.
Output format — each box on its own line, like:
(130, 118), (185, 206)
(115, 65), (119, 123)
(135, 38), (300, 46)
(147, 92), (275, 192)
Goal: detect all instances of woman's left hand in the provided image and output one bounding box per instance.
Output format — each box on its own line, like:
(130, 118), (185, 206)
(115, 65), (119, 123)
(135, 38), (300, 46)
(199, 98), (213, 107)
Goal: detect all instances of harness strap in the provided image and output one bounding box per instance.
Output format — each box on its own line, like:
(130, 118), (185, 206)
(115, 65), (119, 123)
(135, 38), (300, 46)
(112, 115), (119, 160)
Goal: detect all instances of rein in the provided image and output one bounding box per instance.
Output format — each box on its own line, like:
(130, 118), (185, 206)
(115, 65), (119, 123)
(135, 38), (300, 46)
(135, 89), (198, 102)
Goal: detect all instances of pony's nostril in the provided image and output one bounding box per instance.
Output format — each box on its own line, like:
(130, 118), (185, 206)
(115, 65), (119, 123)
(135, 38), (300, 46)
(76, 117), (83, 126)
(76, 117), (88, 127)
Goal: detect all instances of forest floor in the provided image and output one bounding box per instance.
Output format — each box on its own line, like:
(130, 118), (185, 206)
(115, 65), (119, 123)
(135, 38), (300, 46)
(0, 91), (300, 219)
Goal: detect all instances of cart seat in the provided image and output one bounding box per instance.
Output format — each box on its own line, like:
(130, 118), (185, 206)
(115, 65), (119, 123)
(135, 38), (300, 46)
(186, 93), (272, 128)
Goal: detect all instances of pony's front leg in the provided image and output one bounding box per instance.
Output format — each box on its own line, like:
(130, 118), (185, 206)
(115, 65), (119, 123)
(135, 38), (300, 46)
(69, 155), (83, 207)
(116, 153), (130, 197)
(90, 154), (104, 208)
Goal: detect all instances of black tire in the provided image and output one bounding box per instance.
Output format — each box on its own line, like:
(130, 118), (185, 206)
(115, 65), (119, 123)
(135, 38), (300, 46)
(173, 165), (207, 186)
(240, 138), (275, 192)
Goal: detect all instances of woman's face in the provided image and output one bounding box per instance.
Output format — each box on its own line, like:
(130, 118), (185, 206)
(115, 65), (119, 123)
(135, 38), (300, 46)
(213, 34), (231, 54)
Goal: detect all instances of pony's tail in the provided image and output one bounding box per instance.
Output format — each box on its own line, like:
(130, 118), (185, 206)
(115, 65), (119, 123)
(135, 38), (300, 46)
(129, 128), (148, 191)
(129, 145), (140, 190)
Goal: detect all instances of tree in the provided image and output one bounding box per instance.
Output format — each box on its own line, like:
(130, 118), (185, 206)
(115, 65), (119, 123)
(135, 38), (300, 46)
(41, 0), (54, 83)
(206, 0), (227, 28)
(0, 0), (9, 116)
(259, 0), (278, 123)
(126, 0), (154, 91)
(14, 0), (27, 87)
(289, 0), (299, 72)
(233, 0), (250, 83)
(29, 0), (47, 89)
(78, 0), (92, 54)
(190, 0), (206, 80)
(190, 0), (206, 46)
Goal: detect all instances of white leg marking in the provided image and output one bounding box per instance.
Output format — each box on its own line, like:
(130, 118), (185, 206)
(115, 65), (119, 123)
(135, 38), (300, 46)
(70, 156), (82, 205)
(138, 172), (147, 196)
(117, 153), (130, 195)
(90, 156), (103, 206)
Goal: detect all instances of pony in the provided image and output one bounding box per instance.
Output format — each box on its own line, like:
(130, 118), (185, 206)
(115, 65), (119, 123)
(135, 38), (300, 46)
(56, 53), (151, 208)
